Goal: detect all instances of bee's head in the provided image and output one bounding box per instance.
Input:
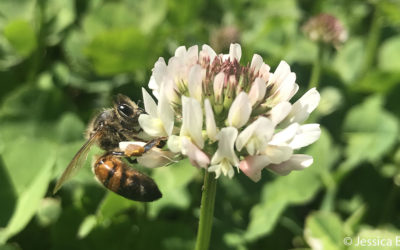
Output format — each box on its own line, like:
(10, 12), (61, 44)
(113, 94), (143, 125)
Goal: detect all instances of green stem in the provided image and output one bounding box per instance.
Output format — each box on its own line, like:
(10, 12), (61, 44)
(308, 42), (325, 89)
(361, 6), (382, 76)
(195, 170), (217, 250)
(27, 0), (47, 84)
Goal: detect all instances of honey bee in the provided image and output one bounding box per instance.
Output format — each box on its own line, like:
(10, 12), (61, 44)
(53, 94), (165, 202)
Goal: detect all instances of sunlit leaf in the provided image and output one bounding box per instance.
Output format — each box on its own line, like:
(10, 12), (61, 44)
(0, 146), (55, 243)
(333, 38), (364, 84)
(343, 95), (399, 167)
(1, 136), (55, 195)
(245, 128), (338, 241)
(36, 198), (62, 227)
(304, 211), (344, 250)
(148, 159), (199, 218)
(85, 28), (151, 75)
(77, 215), (97, 239)
(44, 0), (75, 45)
(3, 19), (36, 57)
(378, 35), (400, 72)
(97, 192), (137, 220)
(355, 71), (400, 94)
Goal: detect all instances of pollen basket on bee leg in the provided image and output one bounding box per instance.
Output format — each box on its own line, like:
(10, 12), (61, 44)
(124, 144), (145, 157)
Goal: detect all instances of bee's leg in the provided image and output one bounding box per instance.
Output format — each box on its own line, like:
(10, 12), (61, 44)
(111, 137), (167, 158)
(109, 151), (138, 164)
(142, 137), (167, 152)
(125, 137), (167, 157)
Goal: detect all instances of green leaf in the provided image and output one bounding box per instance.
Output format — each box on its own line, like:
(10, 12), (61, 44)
(85, 27), (151, 75)
(77, 215), (97, 239)
(333, 38), (364, 84)
(379, 0), (400, 26)
(354, 70), (400, 94)
(317, 87), (343, 116)
(244, 201), (287, 241)
(0, 0), (35, 23)
(304, 211), (344, 250)
(97, 192), (138, 220)
(0, 146), (55, 243)
(0, 158), (16, 228)
(44, 0), (76, 45)
(55, 112), (85, 143)
(0, 243), (21, 250)
(3, 19), (37, 57)
(245, 128), (338, 241)
(148, 159), (199, 218)
(36, 198), (62, 227)
(343, 95), (399, 167)
(1, 136), (55, 195)
(378, 35), (400, 72)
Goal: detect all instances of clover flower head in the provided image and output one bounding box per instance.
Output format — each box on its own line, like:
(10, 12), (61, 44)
(302, 13), (348, 48)
(127, 43), (321, 182)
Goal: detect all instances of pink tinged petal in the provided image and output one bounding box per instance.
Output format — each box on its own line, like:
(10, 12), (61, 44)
(285, 88), (321, 124)
(239, 155), (270, 182)
(181, 137), (210, 168)
(188, 64), (203, 101)
(211, 127), (239, 166)
(227, 92), (252, 128)
(250, 54), (263, 72)
(235, 117), (274, 155)
(213, 72), (225, 102)
(204, 99), (218, 141)
(142, 88), (158, 117)
(289, 124), (321, 149)
(268, 101), (292, 125)
(264, 145), (293, 164)
(248, 78), (267, 106)
(202, 44), (217, 64)
(229, 43), (242, 62)
(182, 96), (204, 148)
(266, 154), (313, 175)
(259, 63), (271, 82)
(270, 123), (300, 145)
(158, 84), (175, 135)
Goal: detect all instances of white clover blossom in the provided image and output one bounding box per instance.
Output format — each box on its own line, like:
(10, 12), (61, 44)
(128, 43), (321, 182)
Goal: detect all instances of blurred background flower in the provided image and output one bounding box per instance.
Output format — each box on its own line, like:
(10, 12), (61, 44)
(302, 13), (348, 48)
(0, 0), (400, 249)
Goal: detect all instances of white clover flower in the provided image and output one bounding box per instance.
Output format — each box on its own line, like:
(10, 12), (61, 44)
(128, 43), (321, 182)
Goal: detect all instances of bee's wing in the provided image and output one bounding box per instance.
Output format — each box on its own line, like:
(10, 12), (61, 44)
(53, 131), (102, 194)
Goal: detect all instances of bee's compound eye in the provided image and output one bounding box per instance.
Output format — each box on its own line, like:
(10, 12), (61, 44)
(118, 104), (134, 117)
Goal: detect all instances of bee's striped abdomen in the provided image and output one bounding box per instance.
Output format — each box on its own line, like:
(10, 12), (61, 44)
(94, 154), (162, 202)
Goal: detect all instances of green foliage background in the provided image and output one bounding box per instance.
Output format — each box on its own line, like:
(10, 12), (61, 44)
(0, 0), (399, 249)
